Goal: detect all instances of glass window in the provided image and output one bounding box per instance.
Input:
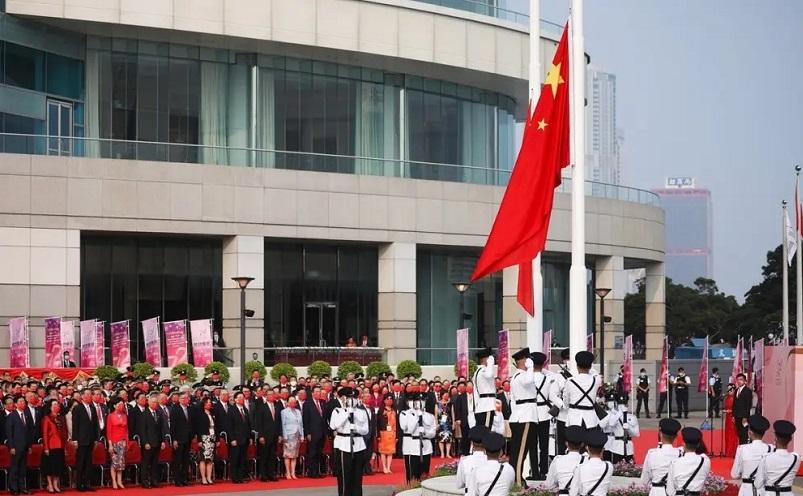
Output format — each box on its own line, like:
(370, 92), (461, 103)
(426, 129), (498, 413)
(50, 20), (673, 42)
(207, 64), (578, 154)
(46, 53), (84, 100)
(4, 42), (45, 92)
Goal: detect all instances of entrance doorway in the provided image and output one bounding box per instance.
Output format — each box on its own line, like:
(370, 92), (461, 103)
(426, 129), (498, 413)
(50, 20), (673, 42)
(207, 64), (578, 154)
(304, 302), (337, 347)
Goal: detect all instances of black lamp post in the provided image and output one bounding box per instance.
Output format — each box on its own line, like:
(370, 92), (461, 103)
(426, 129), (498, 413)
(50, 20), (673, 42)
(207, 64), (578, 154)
(453, 282), (472, 330)
(232, 276), (254, 384)
(595, 287), (611, 379)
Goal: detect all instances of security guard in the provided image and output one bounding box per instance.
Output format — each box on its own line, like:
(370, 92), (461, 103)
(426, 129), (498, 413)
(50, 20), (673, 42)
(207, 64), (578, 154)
(606, 393), (640, 464)
(636, 368), (651, 418)
(545, 425), (587, 495)
(508, 347), (537, 486)
(731, 415), (774, 496)
(400, 392), (436, 483)
(456, 426), (489, 491)
(640, 418), (683, 496)
(758, 420), (801, 496)
(466, 432), (515, 496)
(673, 368), (690, 419)
(569, 429), (612, 496)
(565, 351), (602, 428)
(472, 348), (498, 428)
(329, 386), (370, 496)
(667, 427), (711, 496)
(708, 368), (722, 419)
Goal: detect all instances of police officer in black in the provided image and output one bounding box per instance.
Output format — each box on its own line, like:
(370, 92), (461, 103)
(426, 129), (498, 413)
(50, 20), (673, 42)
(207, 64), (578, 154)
(673, 367), (690, 419)
(635, 368), (650, 418)
(708, 367), (722, 418)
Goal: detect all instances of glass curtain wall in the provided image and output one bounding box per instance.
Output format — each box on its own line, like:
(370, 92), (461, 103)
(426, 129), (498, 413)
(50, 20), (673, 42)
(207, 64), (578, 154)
(81, 235), (223, 363)
(416, 248), (503, 365)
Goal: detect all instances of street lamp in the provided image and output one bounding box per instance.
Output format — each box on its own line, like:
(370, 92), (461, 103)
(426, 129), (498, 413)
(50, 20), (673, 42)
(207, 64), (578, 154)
(594, 287), (611, 379)
(232, 276), (254, 384)
(453, 282), (472, 330)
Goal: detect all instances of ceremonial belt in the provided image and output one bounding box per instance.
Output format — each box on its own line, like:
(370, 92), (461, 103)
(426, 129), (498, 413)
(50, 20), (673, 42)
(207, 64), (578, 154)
(558, 491), (569, 495)
(403, 434), (424, 439)
(766, 488), (792, 494)
(515, 398), (548, 406)
(337, 433), (362, 438)
(569, 377), (596, 410)
(742, 479), (755, 484)
(569, 405), (595, 410)
(479, 393), (496, 398)
(652, 482), (667, 487)
(679, 492), (700, 496)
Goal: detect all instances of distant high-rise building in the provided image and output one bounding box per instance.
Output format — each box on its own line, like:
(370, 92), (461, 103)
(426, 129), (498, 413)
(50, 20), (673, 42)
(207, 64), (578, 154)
(653, 178), (714, 287)
(586, 68), (621, 184)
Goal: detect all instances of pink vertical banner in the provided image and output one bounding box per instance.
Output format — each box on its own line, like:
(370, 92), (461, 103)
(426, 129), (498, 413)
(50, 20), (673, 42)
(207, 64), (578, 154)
(456, 328), (469, 378)
(497, 329), (509, 380)
(163, 320), (188, 367)
(622, 335), (633, 394)
(543, 329), (553, 368)
(142, 317), (162, 367)
(110, 320), (131, 369)
(658, 337), (669, 394)
(44, 317), (62, 368)
(753, 338), (764, 407)
(60, 321), (75, 366)
(96, 321), (105, 366)
(8, 317), (29, 367)
(730, 337), (743, 385)
(586, 332), (594, 353)
(762, 343), (794, 447)
(80, 319), (98, 367)
(697, 336), (709, 393)
(190, 319), (213, 367)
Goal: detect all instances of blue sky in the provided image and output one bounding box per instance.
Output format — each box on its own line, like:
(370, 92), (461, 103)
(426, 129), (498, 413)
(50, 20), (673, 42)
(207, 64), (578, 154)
(533, 0), (803, 299)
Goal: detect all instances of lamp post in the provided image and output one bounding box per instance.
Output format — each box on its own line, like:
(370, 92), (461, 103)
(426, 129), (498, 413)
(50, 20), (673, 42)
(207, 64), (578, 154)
(232, 276), (254, 384)
(595, 287), (611, 379)
(453, 282), (472, 330)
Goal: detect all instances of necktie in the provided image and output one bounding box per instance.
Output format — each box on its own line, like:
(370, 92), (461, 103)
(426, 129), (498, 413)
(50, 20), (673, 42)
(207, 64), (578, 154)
(152, 410), (157, 422)
(20, 412), (25, 425)
(183, 407), (188, 420)
(316, 400), (322, 415)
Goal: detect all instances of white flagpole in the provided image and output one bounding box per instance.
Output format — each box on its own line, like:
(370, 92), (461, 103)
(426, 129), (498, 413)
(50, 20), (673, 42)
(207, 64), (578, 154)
(526, 0), (544, 353)
(797, 166), (802, 345)
(568, 0), (587, 366)
(783, 200), (790, 342)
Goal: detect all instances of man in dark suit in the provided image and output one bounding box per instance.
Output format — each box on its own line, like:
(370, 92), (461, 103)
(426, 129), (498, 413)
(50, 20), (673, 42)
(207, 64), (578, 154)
(453, 383), (472, 456)
(136, 395), (168, 488)
(128, 392), (148, 438)
(302, 387), (328, 478)
(732, 373), (753, 445)
(227, 392), (251, 483)
(254, 392), (281, 481)
(62, 351), (77, 368)
(213, 390), (233, 440)
(6, 396), (34, 495)
(72, 389), (99, 492)
(169, 392), (194, 486)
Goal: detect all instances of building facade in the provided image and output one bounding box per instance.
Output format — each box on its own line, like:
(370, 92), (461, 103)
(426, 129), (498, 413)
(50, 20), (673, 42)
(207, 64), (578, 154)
(586, 67), (621, 186)
(653, 177), (713, 287)
(0, 0), (665, 375)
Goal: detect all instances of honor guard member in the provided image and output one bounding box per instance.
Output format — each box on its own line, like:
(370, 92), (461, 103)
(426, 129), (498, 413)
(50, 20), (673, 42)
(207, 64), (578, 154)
(531, 351), (562, 479)
(400, 392), (437, 483)
(569, 429), (612, 496)
(472, 348), (498, 428)
(640, 418), (683, 496)
(508, 347), (537, 486)
(329, 386), (370, 496)
(466, 432), (515, 496)
(545, 425), (587, 495)
(667, 428), (711, 496)
(565, 351), (602, 428)
(708, 368), (723, 419)
(456, 426), (489, 492)
(731, 415), (774, 496)
(553, 348), (573, 455)
(636, 368), (651, 418)
(758, 420), (801, 496)
(673, 368), (690, 419)
(606, 393), (640, 464)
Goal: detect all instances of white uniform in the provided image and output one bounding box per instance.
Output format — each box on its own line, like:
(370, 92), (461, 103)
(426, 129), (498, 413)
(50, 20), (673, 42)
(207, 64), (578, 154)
(605, 406), (640, 457)
(667, 453), (711, 496)
(545, 451), (586, 494)
(565, 373), (602, 428)
(400, 409), (436, 456)
(731, 440), (775, 496)
(640, 445), (684, 496)
(466, 461), (515, 496)
(473, 356), (498, 414)
(568, 458), (612, 496)
(491, 411), (506, 435)
(456, 451), (487, 489)
(509, 366), (537, 424)
(758, 448), (801, 495)
(329, 406), (369, 452)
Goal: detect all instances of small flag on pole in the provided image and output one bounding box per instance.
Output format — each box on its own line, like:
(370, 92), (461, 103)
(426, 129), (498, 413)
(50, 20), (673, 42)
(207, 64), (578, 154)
(697, 336), (709, 393)
(786, 209), (797, 265)
(658, 337), (669, 394)
(622, 335), (633, 394)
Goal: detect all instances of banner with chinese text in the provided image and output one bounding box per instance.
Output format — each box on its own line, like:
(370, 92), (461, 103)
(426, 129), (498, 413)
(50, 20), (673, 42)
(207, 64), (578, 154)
(190, 319), (213, 367)
(8, 317), (29, 367)
(110, 321), (130, 369)
(164, 320), (188, 367)
(142, 317), (161, 367)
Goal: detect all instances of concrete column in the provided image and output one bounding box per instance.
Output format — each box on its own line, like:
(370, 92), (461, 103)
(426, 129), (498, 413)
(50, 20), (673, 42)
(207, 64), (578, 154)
(644, 261), (666, 361)
(377, 242), (416, 364)
(222, 236), (264, 381)
(595, 255), (626, 380)
(501, 265), (527, 352)
(0, 228), (81, 367)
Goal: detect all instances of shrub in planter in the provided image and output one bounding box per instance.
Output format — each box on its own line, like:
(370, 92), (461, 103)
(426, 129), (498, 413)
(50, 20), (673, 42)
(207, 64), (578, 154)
(170, 363), (198, 382)
(203, 361), (230, 383)
(453, 359), (477, 379)
(396, 360), (422, 379)
(270, 362), (298, 381)
(245, 360), (267, 379)
(365, 361), (392, 379)
(94, 365), (120, 381)
(337, 360), (364, 378)
(307, 360), (332, 378)
(132, 362), (155, 379)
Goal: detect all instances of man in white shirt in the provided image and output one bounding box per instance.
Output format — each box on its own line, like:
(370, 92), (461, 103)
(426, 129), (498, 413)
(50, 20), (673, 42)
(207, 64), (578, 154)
(329, 387), (370, 496)
(466, 432), (514, 496)
(667, 427), (711, 496)
(640, 418), (683, 496)
(731, 415), (774, 496)
(400, 392), (436, 484)
(545, 425), (587, 494)
(605, 393), (640, 464)
(508, 347), (537, 486)
(472, 348), (498, 428)
(569, 429), (612, 496)
(758, 420), (801, 496)
(456, 426), (488, 491)
(565, 351), (602, 429)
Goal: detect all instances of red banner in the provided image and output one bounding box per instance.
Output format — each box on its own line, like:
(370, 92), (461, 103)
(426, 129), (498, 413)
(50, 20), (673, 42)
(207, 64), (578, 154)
(658, 337), (669, 394)
(44, 317), (62, 369)
(697, 337), (709, 393)
(190, 319), (213, 367)
(164, 320), (188, 368)
(622, 335), (633, 394)
(96, 321), (105, 366)
(80, 319), (97, 368)
(110, 321), (130, 369)
(497, 329), (509, 380)
(456, 328), (469, 378)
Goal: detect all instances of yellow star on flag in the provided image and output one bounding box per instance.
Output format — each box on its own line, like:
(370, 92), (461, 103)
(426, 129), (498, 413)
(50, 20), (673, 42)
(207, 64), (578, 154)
(544, 62), (564, 98)
(537, 119), (548, 131)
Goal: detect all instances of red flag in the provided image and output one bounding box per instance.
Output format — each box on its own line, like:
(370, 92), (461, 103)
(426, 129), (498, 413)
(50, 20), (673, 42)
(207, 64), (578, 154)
(658, 338), (669, 394)
(697, 336), (709, 393)
(470, 25), (571, 315)
(622, 335), (633, 394)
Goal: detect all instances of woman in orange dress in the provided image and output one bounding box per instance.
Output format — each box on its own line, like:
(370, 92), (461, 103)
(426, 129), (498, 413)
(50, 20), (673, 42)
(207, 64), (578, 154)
(723, 384), (738, 457)
(377, 393), (397, 474)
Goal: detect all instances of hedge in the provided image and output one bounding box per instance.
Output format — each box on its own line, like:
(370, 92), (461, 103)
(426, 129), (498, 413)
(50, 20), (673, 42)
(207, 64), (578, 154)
(94, 365), (120, 381)
(396, 359), (422, 379)
(337, 360), (364, 378)
(246, 360), (267, 379)
(204, 361), (230, 383)
(170, 363), (198, 382)
(365, 361), (392, 378)
(132, 362), (155, 379)
(307, 360), (332, 378)
(270, 362), (298, 381)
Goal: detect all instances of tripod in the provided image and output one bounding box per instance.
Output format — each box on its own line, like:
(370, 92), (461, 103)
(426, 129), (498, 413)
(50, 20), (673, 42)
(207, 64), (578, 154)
(703, 394), (725, 457)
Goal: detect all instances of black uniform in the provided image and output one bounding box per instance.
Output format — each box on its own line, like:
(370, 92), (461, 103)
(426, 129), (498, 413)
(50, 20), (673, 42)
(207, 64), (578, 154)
(636, 374), (650, 418)
(708, 374), (722, 418)
(674, 374), (690, 419)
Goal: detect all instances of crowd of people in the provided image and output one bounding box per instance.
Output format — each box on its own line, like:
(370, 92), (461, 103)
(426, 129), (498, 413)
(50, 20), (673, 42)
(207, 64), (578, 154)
(0, 346), (799, 496)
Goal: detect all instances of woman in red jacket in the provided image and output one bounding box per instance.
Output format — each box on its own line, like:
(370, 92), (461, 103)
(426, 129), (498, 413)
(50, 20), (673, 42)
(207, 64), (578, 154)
(105, 399), (129, 489)
(41, 400), (67, 493)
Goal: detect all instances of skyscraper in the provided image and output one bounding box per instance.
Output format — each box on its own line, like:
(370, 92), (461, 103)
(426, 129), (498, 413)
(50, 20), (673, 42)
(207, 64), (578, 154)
(586, 67), (621, 184)
(653, 178), (714, 287)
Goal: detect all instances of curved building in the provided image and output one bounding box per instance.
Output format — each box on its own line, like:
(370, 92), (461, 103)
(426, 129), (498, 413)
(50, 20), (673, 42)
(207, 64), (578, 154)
(0, 0), (665, 376)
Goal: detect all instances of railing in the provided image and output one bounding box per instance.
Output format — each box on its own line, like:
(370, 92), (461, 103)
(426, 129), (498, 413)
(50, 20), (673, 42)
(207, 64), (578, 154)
(0, 133), (659, 206)
(412, 0), (539, 26)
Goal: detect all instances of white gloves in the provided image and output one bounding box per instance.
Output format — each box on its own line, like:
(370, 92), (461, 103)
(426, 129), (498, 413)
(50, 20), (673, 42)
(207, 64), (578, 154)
(487, 355), (495, 366)
(525, 358), (534, 370)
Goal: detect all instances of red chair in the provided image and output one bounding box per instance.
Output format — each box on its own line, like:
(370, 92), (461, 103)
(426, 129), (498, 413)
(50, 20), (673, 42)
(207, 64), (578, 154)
(124, 440), (142, 484)
(0, 445), (11, 489)
(189, 439), (201, 481)
(65, 442), (77, 488)
(158, 443), (173, 483)
(246, 440), (258, 479)
(297, 440), (307, 476)
(26, 444), (43, 488)
(215, 437), (229, 480)
(91, 441), (109, 487)
(321, 436), (333, 475)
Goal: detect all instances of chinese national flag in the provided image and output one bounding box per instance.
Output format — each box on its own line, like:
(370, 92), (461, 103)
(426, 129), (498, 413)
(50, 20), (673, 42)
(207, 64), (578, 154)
(470, 25), (571, 315)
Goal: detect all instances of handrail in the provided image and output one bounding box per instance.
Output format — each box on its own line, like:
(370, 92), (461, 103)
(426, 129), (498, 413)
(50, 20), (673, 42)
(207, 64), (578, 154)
(0, 133), (660, 206)
(410, 0), (560, 28)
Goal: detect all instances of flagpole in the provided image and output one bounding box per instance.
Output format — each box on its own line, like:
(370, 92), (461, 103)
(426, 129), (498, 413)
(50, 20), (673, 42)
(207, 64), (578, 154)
(568, 0), (588, 367)
(797, 165), (802, 345)
(526, 0), (544, 353)
(783, 200), (790, 342)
